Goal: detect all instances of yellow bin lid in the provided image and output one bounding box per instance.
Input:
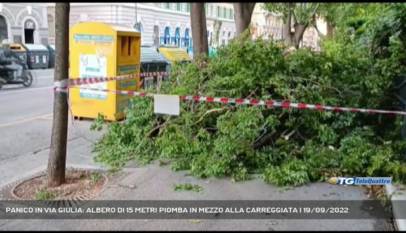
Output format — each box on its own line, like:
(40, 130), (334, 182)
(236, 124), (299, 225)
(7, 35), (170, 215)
(158, 47), (191, 63)
(9, 43), (26, 52)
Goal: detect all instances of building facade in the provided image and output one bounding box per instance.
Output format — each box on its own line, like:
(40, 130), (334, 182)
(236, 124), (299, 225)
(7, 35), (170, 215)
(47, 3), (236, 50)
(0, 3), (49, 44)
(250, 3), (326, 50)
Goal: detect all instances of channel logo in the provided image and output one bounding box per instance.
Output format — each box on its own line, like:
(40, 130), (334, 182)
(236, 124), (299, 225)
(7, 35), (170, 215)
(328, 177), (392, 185)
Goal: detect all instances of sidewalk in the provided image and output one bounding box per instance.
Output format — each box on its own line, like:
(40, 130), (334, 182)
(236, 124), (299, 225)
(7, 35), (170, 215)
(0, 120), (104, 189)
(0, 120), (397, 231)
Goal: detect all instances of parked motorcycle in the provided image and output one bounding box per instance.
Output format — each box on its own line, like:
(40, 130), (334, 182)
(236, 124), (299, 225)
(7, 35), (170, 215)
(0, 49), (33, 89)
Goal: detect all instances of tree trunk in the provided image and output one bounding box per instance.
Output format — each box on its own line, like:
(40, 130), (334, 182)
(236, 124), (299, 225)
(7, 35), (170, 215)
(282, 21), (293, 45)
(47, 3), (70, 187)
(282, 3), (294, 46)
(191, 3), (208, 57)
(282, 11), (308, 48)
(327, 21), (334, 38)
(293, 23), (307, 48)
(233, 3), (256, 36)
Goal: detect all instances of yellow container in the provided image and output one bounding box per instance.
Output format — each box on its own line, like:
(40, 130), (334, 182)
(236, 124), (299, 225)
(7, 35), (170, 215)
(158, 46), (191, 63)
(9, 43), (26, 52)
(69, 22), (141, 121)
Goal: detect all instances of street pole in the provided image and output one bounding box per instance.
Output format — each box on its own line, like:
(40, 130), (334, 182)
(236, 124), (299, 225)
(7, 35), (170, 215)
(135, 2), (137, 25)
(47, 2), (70, 187)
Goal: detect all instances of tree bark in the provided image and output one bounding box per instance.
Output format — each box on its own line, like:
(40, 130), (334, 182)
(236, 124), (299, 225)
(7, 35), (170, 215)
(47, 3), (70, 187)
(282, 3), (294, 46)
(281, 3), (318, 49)
(233, 3), (256, 36)
(293, 23), (307, 48)
(191, 3), (208, 57)
(326, 21), (334, 38)
(282, 21), (292, 45)
(283, 23), (307, 49)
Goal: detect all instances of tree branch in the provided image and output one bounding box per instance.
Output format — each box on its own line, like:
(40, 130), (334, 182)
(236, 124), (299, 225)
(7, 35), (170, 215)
(147, 117), (171, 138)
(195, 108), (228, 125)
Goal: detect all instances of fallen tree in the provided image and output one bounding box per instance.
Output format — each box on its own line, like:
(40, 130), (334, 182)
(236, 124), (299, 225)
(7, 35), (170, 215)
(92, 7), (406, 185)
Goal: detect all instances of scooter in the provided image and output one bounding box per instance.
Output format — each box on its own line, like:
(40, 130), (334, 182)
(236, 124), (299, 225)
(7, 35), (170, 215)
(0, 54), (33, 89)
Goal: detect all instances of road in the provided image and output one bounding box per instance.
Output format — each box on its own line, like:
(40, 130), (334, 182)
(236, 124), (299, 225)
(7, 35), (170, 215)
(0, 69), (54, 160)
(0, 69), (101, 161)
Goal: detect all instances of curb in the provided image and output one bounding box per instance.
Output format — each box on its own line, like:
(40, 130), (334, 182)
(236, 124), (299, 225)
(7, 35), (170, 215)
(385, 184), (406, 231)
(0, 164), (107, 195)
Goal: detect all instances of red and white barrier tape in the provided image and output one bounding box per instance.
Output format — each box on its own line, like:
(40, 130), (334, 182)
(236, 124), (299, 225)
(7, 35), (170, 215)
(67, 72), (169, 87)
(139, 71), (169, 78)
(62, 86), (406, 116)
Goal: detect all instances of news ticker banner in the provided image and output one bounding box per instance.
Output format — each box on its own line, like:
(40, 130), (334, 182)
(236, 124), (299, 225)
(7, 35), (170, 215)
(0, 200), (404, 219)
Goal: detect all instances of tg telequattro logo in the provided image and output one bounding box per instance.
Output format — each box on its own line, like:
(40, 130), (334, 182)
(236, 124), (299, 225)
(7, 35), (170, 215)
(328, 177), (392, 185)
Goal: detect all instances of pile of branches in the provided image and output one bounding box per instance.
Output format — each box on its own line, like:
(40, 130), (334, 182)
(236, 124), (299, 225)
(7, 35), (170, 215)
(92, 32), (406, 186)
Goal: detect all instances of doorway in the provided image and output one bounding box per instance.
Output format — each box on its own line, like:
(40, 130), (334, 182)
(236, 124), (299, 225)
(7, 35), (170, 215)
(0, 15), (8, 43)
(24, 19), (35, 44)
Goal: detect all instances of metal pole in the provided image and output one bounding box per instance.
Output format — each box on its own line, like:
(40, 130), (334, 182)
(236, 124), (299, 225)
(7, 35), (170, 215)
(135, 3), (137, 21)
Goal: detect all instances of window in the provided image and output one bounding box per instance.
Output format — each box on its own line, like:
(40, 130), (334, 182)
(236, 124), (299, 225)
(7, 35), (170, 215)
(176, 3), (181, 11)
(153, 25), (159, 47)
(186, 3), (190, 12)
(13, 35), (22, 43)
(229, 9), (233, 19)
(217, 6), (221, 18)
(175, 27), (180, 46)
(164, 26), (170, 44)
(163, 3), (170, 9)
(209, 5), (213, 16)
(184, 28), (190, 48)
(223, 7), (227, 19)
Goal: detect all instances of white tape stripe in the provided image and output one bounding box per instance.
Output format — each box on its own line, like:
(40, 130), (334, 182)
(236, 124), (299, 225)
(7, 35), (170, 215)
(213, 97), (222, 103)
(54, 80), (69, 88)
(290, 103), (298, 108)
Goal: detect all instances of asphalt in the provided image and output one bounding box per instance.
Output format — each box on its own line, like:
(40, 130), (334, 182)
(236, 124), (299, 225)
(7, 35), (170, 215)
(0, 69), (399, 231)
(0, 69), (54, 160)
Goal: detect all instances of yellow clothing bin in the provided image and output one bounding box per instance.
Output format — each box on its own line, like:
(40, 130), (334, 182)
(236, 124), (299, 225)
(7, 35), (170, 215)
(69, 22), (141, 121)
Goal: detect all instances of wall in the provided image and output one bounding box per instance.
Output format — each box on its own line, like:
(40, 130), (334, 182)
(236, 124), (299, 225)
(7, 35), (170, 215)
(0, 3), (48, 44)
(48, 3), (236, 48)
